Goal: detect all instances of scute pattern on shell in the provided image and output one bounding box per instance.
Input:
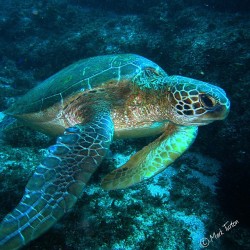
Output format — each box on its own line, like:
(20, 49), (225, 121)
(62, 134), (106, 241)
(6, 54), (168, 116)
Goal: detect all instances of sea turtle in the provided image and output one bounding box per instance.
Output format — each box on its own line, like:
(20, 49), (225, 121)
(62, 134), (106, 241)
(0, 54), (230, 249)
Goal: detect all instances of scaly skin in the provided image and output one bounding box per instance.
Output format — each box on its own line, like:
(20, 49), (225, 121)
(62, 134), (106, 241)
(101, 124), (197, 190)
(0, 111), (113, 250)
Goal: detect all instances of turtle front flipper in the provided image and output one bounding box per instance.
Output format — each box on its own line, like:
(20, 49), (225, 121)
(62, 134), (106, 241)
(0, 112), (113, 250)
(101, 124), (197, 190)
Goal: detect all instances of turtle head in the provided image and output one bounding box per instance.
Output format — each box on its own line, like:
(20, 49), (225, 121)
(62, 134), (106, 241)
(165, 76), (230, 126)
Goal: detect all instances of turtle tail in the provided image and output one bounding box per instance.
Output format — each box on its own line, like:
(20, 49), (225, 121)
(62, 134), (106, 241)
(0, 112), (113, 250)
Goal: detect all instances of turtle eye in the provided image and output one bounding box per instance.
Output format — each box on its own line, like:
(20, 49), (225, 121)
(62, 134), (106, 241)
(199, 94), (216, 109)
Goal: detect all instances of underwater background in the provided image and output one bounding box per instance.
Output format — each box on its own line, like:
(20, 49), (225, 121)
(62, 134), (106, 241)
(0, 0), (249, 249)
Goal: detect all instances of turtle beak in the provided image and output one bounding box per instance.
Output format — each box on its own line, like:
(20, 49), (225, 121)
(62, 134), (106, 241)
(212, 100), (230, 120)
(198, 101), (230, 125)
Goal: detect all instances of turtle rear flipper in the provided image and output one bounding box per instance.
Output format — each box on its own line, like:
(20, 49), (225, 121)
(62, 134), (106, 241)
(0, 112), (113, 250)
(101, 124), (197, 190)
